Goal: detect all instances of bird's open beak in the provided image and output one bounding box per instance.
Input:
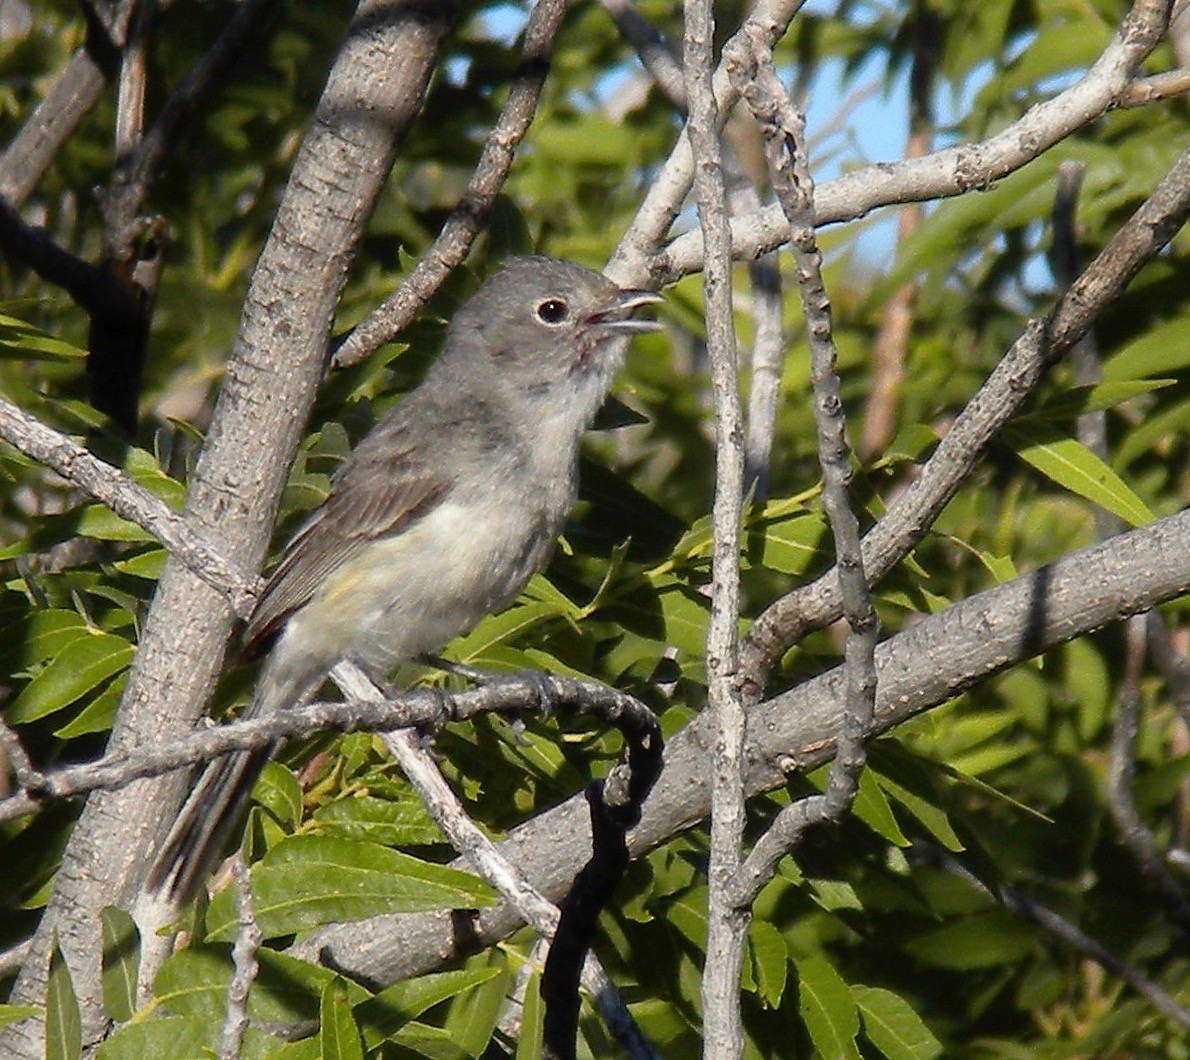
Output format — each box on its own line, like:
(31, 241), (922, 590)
(588, 289), (664, 334)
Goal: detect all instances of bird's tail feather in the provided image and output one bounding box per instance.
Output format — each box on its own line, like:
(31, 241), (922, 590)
(144, 647), (321, 906)
(143, 743), (274, 904)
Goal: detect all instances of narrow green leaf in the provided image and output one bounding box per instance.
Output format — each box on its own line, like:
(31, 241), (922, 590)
(8, 630), (135, 723)
(514, 972), (544, 1060)
(853, 985), (942, 1060)
(320, 976), (363, 1060)
(796, 956), (860, 1060)
(873, 773), (964, 853)
(1003, 423), (1153, 527)
(204, 836), (495, 941)
(100, 907), (140, 1023)
(0, 1005), (39, 1032)
(356, 967), (500, 1046)
(46, 938), (81, 1060)
(747, 920), (789, 1008)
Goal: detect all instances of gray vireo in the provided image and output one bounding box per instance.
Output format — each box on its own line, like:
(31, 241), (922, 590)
(145, 256), (661, 904)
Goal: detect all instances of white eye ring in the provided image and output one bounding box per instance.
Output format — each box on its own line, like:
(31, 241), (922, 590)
(536, 298), (570, 325)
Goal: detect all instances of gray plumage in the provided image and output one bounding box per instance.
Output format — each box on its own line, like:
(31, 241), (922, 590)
(145, 256), (660, 904)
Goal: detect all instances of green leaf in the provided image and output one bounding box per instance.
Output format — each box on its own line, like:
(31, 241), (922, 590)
(745, 511), (826, 576)
(514, 971), (544, 1060)
(154, 946), (357, 1023)
(747, 920), (789, 1008)
(100, 908), (140, 1023)
(314, 792), (443, 847)
(254, 761), (304, 828)
(872, 772), (963, 853)
(795, 956), (860, 1060)
(46, 938), (81, 1060)
(1002, 423), (1153, 527)
(849, 769), (910, 847)
(0, 608), (88, 671)
(112, 548), (166, 580)
(320, 976), (363, 1060)
(8, 630), (135, 723)
(905, 910), (1038, 969)
(204, 836), (496, 941)
(0, 1005), (39, 1032)
(356, 968), (501, 1046)
(853, 985), (942, 1060)
(53, 673), (126, 739)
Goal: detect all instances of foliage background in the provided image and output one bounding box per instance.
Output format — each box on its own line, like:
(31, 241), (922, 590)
(1, 0), (1188, 1056)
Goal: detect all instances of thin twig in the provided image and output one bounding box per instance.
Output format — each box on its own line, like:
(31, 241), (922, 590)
(218, 854), (262, 1060)
(0, 671), (657, 824)
(658, 0), (1174, 282)
(0, 397), (259, 616)
(332, 0), (571, 369)
(725, 28), (878, 906)
(101, 0), (283, 254)
(597, 0), (686, 111)
(1049, 162), (1190, 928)
(914, 841), (1190, 1030)
(606, 0), (809, 287)
(1119, 67), (1190, 105)
(1110, 617), (1190, 929)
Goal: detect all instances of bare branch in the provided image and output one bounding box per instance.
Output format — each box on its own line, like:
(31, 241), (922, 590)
(606, 0), (809, 288)
(330, 664), (661, 1060)
(332, 0), (571, 370)
(1110, 618), (1190, 929)
(682, 0), (750, 1050)
(0, 397), (259, 616)
(101, 0), (283, 255)
(293, 506), (1190, 988)
(218, 854), (261, 1060)
(3, 2), (461, 1048)
(598, 0), (685, 111)
(1119, 67), (1190, 105)
(725, 27), (878, 907)
(915, 842), (1190, 1029)
(0, 672), (655, 825)
(0, 0), (145, 205)
(659, 0), (1174, 280)
(741, 141), (1190, 689)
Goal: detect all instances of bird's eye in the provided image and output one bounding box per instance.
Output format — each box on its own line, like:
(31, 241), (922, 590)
(536, 298), (569, 325)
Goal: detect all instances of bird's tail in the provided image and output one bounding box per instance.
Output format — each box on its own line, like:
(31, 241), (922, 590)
(143, 646), (321, 907)
(142, 742), (273, 905)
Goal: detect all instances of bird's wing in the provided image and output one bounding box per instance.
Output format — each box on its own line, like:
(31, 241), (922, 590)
(243, 420), (449, 657)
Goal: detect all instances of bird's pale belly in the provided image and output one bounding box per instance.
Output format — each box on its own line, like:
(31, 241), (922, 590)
(298, 497), (556, 678)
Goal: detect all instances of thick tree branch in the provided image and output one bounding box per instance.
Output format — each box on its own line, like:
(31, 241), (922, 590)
(291, 507), (1190, 989)
(3, 1), (460, 1052)
(0, 397), (259, 616)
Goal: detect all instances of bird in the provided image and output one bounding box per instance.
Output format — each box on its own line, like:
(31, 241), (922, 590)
(144, 255), (662, 905)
